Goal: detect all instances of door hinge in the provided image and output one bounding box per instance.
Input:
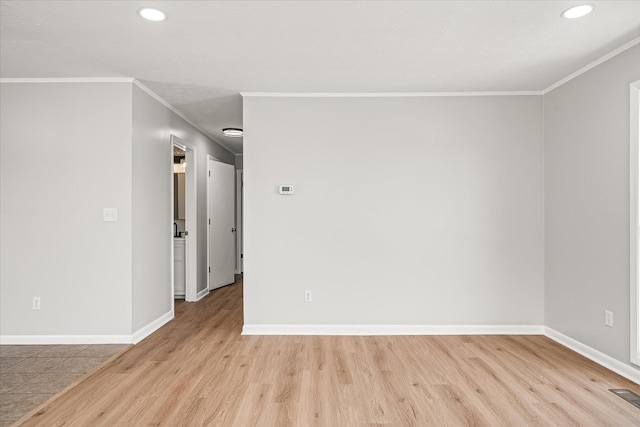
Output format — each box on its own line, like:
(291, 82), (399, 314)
(209, 171), (211, 177)
(208, 266), (211, 273)
(209, 218), (211, 225)
(241, 254), (243, 259)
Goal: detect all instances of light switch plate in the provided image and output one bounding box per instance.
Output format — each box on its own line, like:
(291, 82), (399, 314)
(103, 208), (118, 222)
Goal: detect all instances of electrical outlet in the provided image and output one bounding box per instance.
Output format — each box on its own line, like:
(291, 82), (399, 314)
(605, 310), (613, 327)
(32, 297), (41, 311)
(304, 290), (312, 303)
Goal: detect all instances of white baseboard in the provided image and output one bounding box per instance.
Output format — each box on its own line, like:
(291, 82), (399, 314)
(195, 288), (209, 302)
(0, 335), (132, 345)
(242, 324), (545, 336)
(242, 324), (639, 385)
(544, 327), (640, 385)
(1, 310), (175, 345)
(131, 310), (174, 344)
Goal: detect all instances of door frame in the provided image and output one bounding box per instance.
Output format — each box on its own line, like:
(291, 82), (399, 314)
(630, 80), (640, 366)
(236, 169), (243, 274)
(171, 135), (198, 302)
(207, 156), (237, 290)
(207, 155), (219, 291)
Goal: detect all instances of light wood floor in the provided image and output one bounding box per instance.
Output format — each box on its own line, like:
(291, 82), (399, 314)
(18, 276), (640, 426)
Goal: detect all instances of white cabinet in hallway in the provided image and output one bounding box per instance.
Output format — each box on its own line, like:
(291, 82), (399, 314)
(174, 238), (185, 298)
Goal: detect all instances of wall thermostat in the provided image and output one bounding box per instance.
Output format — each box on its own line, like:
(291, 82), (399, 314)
(279, 185), (294, 195)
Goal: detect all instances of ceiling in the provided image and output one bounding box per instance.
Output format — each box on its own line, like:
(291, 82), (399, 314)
(1, 1), (639, 154)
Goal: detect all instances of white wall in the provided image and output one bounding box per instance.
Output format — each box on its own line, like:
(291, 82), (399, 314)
(544, 44), (640, 368)
(0, 82), (133, 337)
(243, 95), (544, 327)
(131, 85), (173, 332)
(0, 81), (234, 341)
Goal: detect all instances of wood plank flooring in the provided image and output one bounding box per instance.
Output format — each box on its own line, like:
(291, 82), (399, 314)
(18, 277), (640, 426)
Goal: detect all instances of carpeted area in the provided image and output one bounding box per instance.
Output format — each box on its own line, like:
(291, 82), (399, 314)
(0, 344), (128, 426)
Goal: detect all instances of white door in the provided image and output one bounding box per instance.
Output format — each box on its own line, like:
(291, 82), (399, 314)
(208, 159), (236, 290)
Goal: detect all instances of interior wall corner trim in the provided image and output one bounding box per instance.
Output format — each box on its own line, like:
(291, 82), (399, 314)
(131, 79), (235, 155)
(131, 310), (174, 344)
(0, 77), (135, 84)
(241, 324), (545, 336)
(239, 91), (543, 98)
(542, 37), (640, 94)
(0, 334), (133, 345)
(544, 327), (640, 385)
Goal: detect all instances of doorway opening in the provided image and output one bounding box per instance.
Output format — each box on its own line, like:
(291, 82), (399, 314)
(171, 135), (198, 302)
(172, 145), (186, 300)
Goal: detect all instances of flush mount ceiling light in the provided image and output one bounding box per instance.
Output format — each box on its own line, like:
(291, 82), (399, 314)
(561, 4), (593, 19)
(138, 8), (166, 22)
(222, 128), (243, 137)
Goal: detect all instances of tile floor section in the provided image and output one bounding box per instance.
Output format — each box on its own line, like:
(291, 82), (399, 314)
(0, 344), (128, 426)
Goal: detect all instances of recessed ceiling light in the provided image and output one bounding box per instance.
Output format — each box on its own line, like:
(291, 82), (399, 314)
(561, 4), (593, 19)
(222, 128), (243, 137)
(138, 8), (166, 22)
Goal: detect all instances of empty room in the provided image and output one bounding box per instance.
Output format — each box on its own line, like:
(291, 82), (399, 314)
(1, 1), (640, 425)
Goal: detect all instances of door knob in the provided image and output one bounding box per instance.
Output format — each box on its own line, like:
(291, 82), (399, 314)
(231, 228), (236, 232)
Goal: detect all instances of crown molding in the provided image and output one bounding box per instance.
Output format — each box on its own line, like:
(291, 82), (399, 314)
(241, 90), (542, 98)
(0, 77), (235, 155)
(0, 77), (134, 83)
(543, 37), (640, 94)
(242, 38), (640, 99)
(131, 79), (234, 155)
